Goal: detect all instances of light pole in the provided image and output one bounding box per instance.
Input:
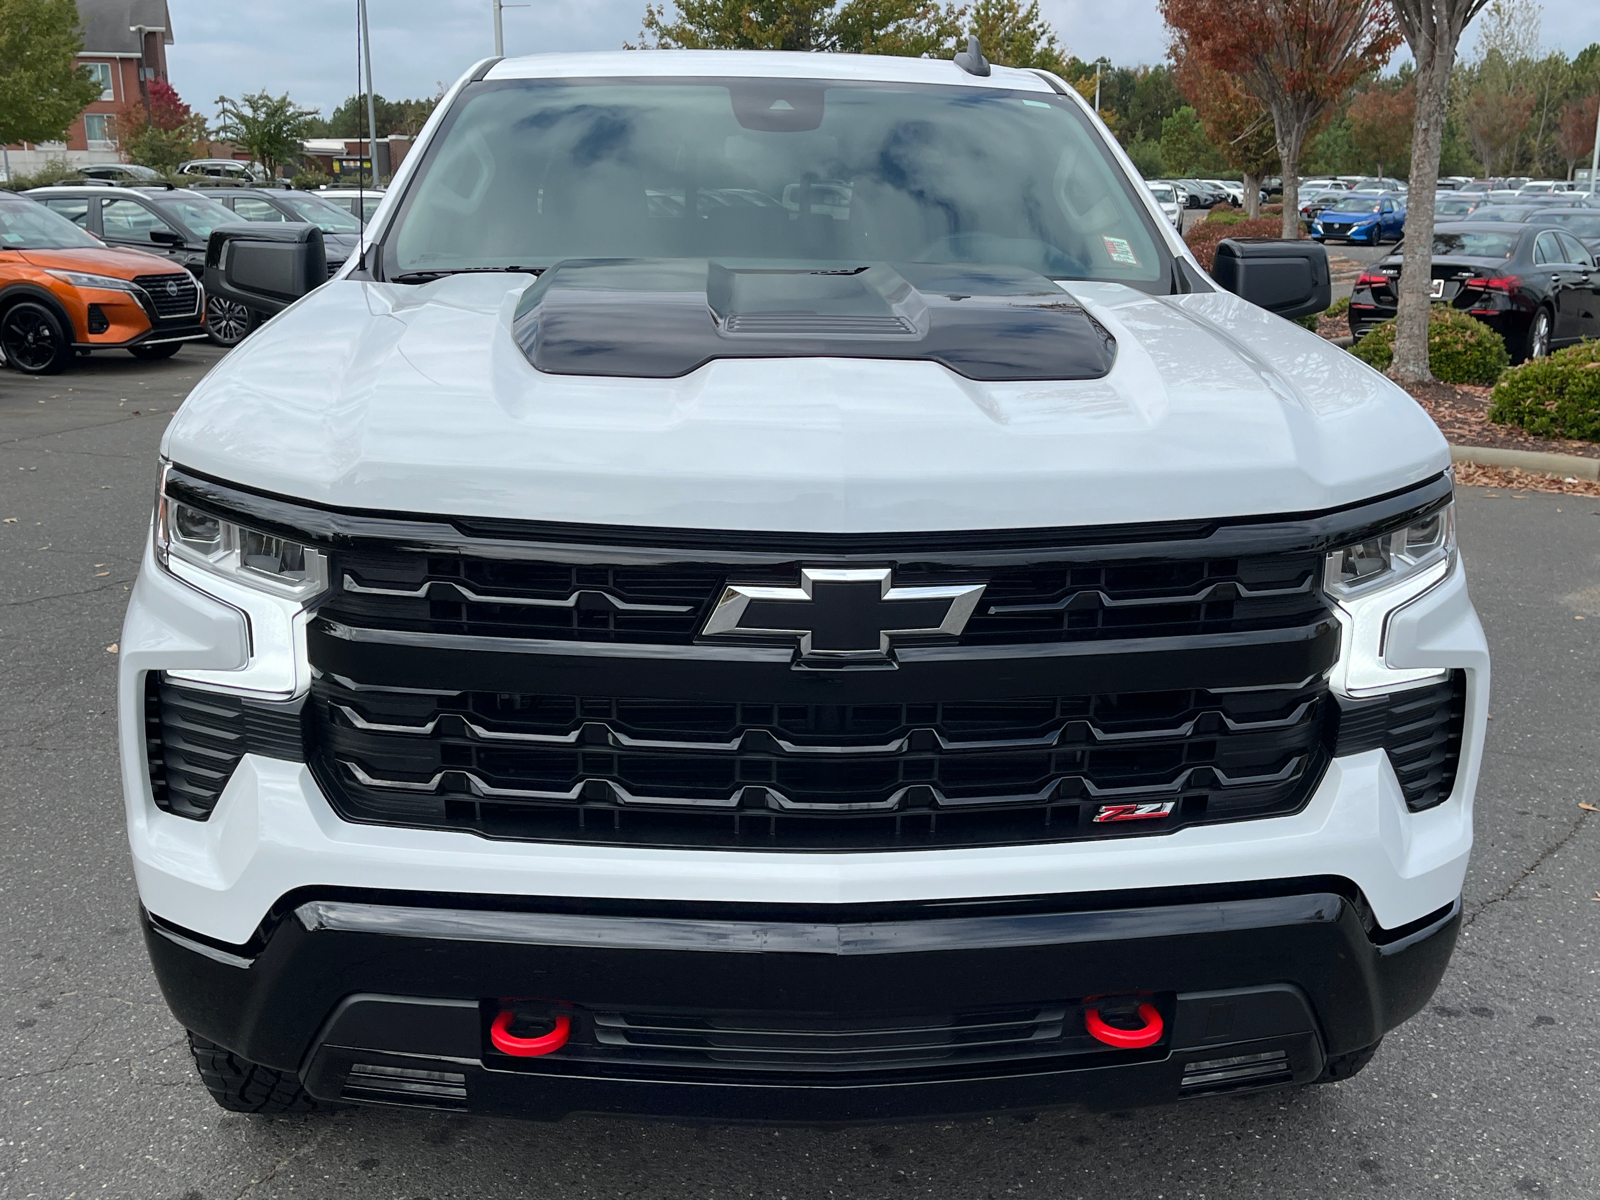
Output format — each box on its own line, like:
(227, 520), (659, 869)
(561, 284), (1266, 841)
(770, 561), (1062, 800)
(493, 0), (527, 56)
(359, 0), (378, 183)
(1590, 96), (1599, 196)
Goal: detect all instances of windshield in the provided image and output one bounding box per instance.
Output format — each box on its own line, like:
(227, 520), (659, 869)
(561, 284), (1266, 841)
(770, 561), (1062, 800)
(1436, 198), (1478, 215)
(388, 79), (1169, 286)
(158, 194), (244, 238)
(0, 198), (102, 249)
(278, 193), (361, 232)
(1148, 184), (1175, 201)
(1328, 197), (1383, 213)
(1432, 231), (1517, 258)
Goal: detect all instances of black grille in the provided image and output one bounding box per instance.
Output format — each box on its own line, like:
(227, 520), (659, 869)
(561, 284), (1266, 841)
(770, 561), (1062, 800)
(133, 273), (199, 320)
(144, 674), (305, 820)
(1333, 672), (1467, 812)
(323, 549), (1325, 648)
(308, 673), (1333, 849)
(492, 998), (1166, 1081)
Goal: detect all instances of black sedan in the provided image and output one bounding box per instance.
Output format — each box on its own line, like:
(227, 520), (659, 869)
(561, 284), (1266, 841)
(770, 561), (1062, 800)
(184, 187), (363, 344)
(1518, 208), (1600, 253)
(1349, 222), (1600, 362)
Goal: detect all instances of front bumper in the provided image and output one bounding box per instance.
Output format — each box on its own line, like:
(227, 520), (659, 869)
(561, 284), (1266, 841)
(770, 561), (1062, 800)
(144, 884), (1460, 1121)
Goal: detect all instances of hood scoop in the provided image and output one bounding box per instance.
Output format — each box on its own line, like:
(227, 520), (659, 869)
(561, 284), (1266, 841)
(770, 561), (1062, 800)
(512, 259), (1115, 381)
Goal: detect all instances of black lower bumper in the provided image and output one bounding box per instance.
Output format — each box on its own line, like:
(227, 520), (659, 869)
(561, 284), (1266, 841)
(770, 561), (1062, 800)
(143, 882), (1459, 1123)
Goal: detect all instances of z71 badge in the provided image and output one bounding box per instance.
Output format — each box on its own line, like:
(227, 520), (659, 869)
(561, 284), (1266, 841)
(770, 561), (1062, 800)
(1092, 801), (1176, 823)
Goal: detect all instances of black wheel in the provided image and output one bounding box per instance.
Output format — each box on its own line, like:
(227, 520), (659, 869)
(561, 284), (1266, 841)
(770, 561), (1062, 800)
(206, 295), (254, 347)
(187, 1031), (330, 1114)
(129, 342), (182, 361)
(1, 301), (73, 375)
(1313, 1039), (1382, 1084)
(1516, 307), (1552, 363)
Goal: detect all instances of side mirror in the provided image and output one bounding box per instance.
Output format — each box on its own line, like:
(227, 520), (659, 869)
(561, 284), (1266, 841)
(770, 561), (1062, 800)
(204, 223), (327, 316)
(148, 228), (184, 246)
(1211, 238), (1331, 322)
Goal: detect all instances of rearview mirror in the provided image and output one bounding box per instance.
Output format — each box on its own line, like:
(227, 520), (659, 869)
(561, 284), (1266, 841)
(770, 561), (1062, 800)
(1211, 238), (1331, 322)
(204, 223), (327, 317)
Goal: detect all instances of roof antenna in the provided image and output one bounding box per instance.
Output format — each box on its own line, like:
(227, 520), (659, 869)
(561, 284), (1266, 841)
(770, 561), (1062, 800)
(954, 36), (990, 77)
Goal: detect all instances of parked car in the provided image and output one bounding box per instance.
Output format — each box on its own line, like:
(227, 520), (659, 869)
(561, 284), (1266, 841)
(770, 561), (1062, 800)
(1519, 208), (1600, 253)
(1462, 204), (1548, 223)
(1145, 180), (1183, 228)
(1516, 180), (1575, 196)
(77, 163), (164, 183)
(24, 184), (247, 347)
(0, 189), (204, 374)
(1434, 193), (1485, 219)
(1297, 186), (1348, 223)
(177, 159), (269, 183)
(314, 186), (385, 223)
(128, 49), (1484, 1125)
(1311, 192), (1406, 243)
(1349, 222), (1599, 359)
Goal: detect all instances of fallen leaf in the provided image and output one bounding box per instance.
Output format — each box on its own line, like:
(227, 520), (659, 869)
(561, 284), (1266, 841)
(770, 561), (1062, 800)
(105, 643), (118, 654)
(2, 518), (15, 524)
(1579, 615), (1588, 621)
(1581, 803), (1598, 813)
(93, 571), (109, 578)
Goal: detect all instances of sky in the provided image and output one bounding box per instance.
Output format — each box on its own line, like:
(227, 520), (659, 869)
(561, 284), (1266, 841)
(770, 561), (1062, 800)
(165, 0), (1600, 121)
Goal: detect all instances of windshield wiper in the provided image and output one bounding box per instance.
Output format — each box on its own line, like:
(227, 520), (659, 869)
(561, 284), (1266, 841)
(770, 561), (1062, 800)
(392, 266), (544, 284)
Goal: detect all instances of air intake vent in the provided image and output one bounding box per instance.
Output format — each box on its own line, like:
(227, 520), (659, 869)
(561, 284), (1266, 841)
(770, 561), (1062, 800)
(144, 674), (305, 820)
(1334, 672), (1466, 812)
(722, 313), (916, 336)
(342, 1063), (467, 1109)
(1180, 1049), (1292, 1093)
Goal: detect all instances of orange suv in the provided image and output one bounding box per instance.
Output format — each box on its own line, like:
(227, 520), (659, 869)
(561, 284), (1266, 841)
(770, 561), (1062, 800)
(0, 189), (206, 374)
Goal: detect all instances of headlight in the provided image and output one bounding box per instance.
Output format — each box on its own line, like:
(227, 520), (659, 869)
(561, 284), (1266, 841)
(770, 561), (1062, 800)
(46, 269), (138, 293)
(155, 471), (327, 600)
(1324, 505), (1454, 600)
(1324, 501), (1456, 697)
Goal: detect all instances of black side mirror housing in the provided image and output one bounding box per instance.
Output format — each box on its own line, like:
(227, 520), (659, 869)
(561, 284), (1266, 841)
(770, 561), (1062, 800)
(148, 228), (184, 246)
(204, 223), (327, 316)
(1211, 238), (1331, 322)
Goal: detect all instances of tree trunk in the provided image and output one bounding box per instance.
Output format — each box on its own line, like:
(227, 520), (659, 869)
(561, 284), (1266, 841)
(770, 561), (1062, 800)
(1243, 170), (1261, 218)
(1276, 123), (1306, 239)
(1392, 42), (1452, 385)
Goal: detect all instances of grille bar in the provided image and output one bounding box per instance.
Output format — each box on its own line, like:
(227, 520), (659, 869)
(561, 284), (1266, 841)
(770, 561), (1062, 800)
(1333, 673), (1466, 812)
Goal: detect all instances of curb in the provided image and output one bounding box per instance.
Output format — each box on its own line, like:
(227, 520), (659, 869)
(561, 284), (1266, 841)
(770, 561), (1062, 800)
(1449, 444), (1600, 481)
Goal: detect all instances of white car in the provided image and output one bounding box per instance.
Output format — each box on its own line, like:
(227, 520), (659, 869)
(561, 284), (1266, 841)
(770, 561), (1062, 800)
(122, 47), (1486, 1124)
(1202, 179), (1245, 206)
(1146, 180), (1183, 227)
(313, 186), (386, 223)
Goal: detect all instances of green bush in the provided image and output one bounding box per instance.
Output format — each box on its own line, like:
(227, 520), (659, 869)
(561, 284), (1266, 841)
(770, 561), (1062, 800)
(1349, 308), (1510, 385)
(1325, 296), (1351, 320)
(1205, 208), (1247, 226)
(1487, 341), (1600, 440)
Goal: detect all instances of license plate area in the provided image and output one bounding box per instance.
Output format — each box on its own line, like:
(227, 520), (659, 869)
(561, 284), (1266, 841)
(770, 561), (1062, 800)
(1429, 278), (1446, 299)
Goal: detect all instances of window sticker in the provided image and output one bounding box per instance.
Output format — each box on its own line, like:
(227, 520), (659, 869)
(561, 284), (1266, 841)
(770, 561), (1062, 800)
(1102, 236), (1139, 266)
(1022, 99), (1052, 108)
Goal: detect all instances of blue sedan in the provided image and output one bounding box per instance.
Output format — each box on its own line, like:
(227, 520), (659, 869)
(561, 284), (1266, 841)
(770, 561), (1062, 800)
(1312, 193), (1406, 244)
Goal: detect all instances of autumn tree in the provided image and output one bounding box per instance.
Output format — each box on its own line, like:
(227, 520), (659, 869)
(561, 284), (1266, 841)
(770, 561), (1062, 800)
(1556, 95), (1599, 180)
(0, 0), (104, 149)
(1173, 49), (1279, 216)
(110, 79), (207, 173)
(1161, 0), (1400, 237)
(630, 0), (963, 56)
(1348, 80), (1415, 177)
(1386, 0), (1493, 385)
(1462, 71), (1535, 174)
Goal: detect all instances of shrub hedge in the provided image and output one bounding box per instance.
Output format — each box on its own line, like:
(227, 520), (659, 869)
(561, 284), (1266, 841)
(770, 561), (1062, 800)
(1349, 308), (1510, 385)
(1184, 216), (1298, 272)
(1487, 341), (1600, 440)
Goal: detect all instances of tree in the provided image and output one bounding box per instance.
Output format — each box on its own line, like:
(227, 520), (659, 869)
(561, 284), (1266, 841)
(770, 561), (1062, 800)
(0, 0), (104, 148)
(1123, 65), (1183, 144)
(1162, 0), (1400, 237)
(1159, 106), (1226, 176)
(1462, 70), (1535, 174)
(968, 0), (1068, 74)
(630, 0), (963, 56)
(1556, 95), (1599, 179)
(1173, 50), (1280, 216)
(214, 91), (319, 179)
(111, 80), (208, 173)
(325, 92), (440, 139)
(1348, 80), (1415, 177)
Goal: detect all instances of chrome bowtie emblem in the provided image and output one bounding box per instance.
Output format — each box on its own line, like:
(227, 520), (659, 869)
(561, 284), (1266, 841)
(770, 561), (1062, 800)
(701, 568), (985, 664)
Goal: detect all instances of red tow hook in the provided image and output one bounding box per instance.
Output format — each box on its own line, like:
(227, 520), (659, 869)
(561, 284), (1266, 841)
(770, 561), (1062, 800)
(1084, 1001), (1164, 1049)
(490, 1010), (571, 1057)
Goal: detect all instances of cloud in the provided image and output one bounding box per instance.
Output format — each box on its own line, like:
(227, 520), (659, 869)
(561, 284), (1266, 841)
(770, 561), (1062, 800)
(164, 0), (1600, 118)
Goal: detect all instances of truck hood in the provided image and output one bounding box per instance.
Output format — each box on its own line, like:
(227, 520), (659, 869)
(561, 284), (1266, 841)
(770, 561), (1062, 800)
(164, 274), (1448, 533)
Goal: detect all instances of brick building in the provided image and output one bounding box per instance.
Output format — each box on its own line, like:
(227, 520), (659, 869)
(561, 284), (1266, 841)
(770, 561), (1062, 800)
(2, 0), (173, 180)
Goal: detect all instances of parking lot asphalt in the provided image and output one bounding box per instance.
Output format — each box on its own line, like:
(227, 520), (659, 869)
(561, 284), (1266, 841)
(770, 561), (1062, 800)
(2, 346), (1597, 1200)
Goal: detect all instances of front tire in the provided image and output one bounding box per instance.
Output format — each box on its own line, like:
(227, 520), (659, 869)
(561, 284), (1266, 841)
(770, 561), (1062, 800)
(1, 301), (73, 375)
(188, 1032), (330, 1114)
(129, 342), (182, 362)
(206, 295), (254, 347)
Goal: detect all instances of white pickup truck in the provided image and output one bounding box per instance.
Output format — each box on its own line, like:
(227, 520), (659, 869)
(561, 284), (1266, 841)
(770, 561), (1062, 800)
(121, 45), (1486, 1122)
